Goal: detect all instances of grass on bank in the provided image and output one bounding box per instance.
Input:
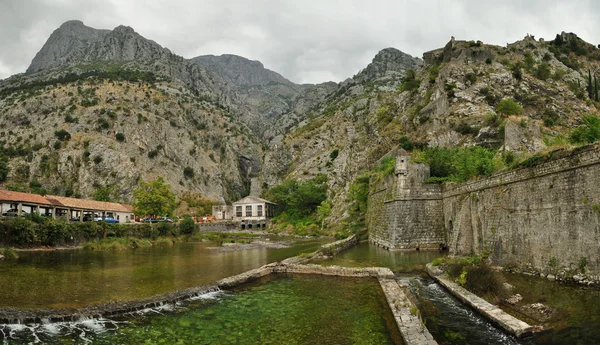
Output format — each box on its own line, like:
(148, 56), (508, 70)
(82, 232), (263, 251)
(432, 252), (509, 304)
(1, 247), (18, 259)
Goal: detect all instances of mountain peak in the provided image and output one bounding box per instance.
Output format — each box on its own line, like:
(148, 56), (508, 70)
(27, 21), (109, 73)
(59, 20), (85, 28)
(191, 54), (292, 87)
(355, 47), (422, 83)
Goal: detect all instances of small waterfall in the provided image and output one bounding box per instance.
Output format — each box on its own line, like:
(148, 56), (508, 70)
(407, 276), (529, 345)
(0, 288), (225, 343)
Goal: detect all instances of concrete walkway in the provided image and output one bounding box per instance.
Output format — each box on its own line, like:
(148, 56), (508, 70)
(379, 277), (438, 345)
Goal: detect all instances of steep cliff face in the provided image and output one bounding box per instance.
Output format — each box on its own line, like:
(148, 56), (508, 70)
(27, 20), (110, 73)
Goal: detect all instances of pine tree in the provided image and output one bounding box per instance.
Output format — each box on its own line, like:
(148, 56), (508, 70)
(595, 75), (599, 102)
(588, 70), (593, 99)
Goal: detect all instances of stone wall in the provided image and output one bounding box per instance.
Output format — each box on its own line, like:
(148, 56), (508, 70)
(368, 144), (600, 275)
(367, 151), (445, 250)
(443, 146), (600, 275)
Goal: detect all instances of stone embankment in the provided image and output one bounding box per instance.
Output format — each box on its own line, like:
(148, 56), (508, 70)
(426, 264), (537, 338)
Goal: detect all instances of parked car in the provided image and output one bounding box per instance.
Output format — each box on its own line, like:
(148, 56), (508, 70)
(2, 209), (28, 217)
(104, 216), (120, 224)
(143, 216), (173, 223)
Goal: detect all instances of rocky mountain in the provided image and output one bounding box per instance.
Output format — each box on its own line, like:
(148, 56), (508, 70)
(27, 20), (110, 73)
(0, 21), (263, 204)
(191, 54), (338, 140)
(2, 21), (599, 221)
(278, 33), (600, 222)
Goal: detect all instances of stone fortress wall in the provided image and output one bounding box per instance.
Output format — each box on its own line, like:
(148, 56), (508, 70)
(367, 145), (600, 275)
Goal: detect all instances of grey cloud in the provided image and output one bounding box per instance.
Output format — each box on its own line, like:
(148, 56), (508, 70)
(1, 0), (600, 83)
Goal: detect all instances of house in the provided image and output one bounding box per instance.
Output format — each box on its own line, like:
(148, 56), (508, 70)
(0, 190), (54, 216)
(45, 195), (135, 223)
(232, 196), (277, 222)
(0, 190), (134, 222)
(212, 204), (233, 220)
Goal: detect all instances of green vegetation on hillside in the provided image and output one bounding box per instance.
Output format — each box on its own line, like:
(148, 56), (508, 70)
(0, 69), (159, 98)
(413, 146), (498, 183)
(264, 174), (329, 236)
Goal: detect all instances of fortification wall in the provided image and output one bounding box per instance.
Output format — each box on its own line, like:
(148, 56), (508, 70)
(367, 154), (445, 250)
(368, 144), (600, 275)
(442, 146), (600, 275)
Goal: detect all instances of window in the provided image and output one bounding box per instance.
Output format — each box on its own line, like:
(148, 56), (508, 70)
(257, 205), (263, 217)
(246, 205), (252, 217)
(236, 206), (242, 217)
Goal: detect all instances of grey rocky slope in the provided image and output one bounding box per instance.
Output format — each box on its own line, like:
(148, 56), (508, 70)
(278, 33), (600, 223)
(0, 21), (264, 204)
(3, 21), (596, 224)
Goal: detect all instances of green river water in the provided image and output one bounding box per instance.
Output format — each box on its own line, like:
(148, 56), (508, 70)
(1, 240), (599, 344)
(0, 237), (329, 309)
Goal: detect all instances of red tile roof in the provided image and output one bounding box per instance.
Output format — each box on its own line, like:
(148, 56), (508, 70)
(0, 190), (53, 205)
(0, 190), (133, 212)
(45, 195), (132, 212)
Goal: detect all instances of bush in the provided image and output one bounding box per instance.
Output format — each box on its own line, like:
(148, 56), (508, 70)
(463, 264), (509, 302)
(1, 247), (18, 259)
(54, 129), (71, 141)
(466, 72), (477, 83)
(535, 62), (551, 80)
(399, 136), (415, 151)
(569, 114), (600, 144)
(183, 167), (194, 179)
(180, 215), (196, 235)
(329, 149), (339, 161)
(484, 113), (502, 127)
(115, 133), (126, 142)
(148, 149), (159, 159)
(413, 146), (497, 182)
(453, 121), (479, 136)
(495, 98), (522, 115)
(157, 222), (174, 237)
(399, 69), (420, 92)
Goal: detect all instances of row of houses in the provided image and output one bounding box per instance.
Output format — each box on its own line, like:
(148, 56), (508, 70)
(0, 188), (277, 226)
(0, 189), (135, 223)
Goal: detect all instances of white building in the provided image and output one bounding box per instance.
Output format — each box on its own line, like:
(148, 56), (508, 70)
(232, 196), (277, 222)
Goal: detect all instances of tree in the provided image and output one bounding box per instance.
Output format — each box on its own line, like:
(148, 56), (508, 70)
(569, 114), (600, 144)
(0, 155), (8, 183)
(588, 70), (594, 99)
(595, 75), (599, 102)
(132, 177), (176, 217)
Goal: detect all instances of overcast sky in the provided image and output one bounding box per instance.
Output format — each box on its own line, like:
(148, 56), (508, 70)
(0, 0), (598, 84)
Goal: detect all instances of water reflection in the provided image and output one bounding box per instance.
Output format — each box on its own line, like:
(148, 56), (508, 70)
(0, 238), (329, 309)
(319, 241), (445, 272)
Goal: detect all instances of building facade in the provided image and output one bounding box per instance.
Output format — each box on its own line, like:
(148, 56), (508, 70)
(212, 205), (234, 220)
(232, 196), (277, 222)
